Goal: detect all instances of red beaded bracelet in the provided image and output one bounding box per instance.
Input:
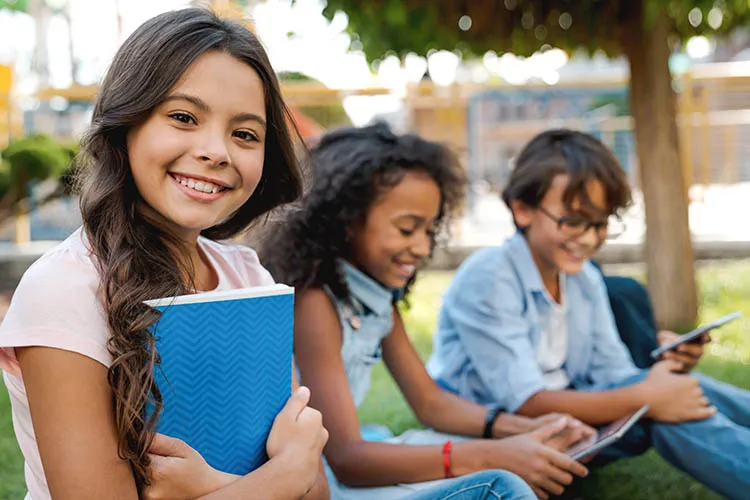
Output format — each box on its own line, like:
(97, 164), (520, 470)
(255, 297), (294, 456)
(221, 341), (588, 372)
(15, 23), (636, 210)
(443, 440), (454, 478)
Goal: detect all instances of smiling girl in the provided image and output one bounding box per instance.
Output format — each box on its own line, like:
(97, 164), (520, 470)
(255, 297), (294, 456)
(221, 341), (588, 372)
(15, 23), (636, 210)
(0, 9), (327, 500)
(265, 123), (593, 500)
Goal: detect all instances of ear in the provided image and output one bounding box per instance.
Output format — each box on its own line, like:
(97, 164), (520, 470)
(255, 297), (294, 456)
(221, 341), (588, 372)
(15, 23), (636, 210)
(509, 199), (535, 230)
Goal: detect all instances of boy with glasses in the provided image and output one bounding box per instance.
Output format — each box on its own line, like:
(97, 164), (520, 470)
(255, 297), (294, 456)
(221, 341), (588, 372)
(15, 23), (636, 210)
(427, 129), (750, 499)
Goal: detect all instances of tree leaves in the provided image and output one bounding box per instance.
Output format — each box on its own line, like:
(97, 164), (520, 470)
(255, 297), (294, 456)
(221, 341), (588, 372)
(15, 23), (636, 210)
(0, 0), (27, 12)
(320, 0), (750, 61)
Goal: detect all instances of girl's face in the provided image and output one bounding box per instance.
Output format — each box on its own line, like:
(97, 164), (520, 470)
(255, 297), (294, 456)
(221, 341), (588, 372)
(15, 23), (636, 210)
(350, 170), (441, 289)
(127, 50), (267, 242)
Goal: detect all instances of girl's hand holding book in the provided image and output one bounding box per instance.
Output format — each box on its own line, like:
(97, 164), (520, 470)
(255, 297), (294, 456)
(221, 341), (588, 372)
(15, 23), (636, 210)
(141, 387), (329, 500)
(266, 387), (330, 489)
(142, 433), (232, 500)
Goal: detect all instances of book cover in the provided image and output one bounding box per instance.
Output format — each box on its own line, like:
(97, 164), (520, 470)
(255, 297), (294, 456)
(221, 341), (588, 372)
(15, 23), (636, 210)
(144, 284), (294, 474)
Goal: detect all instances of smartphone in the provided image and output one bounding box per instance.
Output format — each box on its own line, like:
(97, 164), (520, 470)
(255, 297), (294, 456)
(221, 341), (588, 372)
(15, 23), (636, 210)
(649, 311), (742, 360)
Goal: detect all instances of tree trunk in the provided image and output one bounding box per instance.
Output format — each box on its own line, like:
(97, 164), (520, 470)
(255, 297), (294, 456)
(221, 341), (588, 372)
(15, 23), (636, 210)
(63, 2), (79, 85)
(29, 0), (51, 88)
(621, 0), (698, 330)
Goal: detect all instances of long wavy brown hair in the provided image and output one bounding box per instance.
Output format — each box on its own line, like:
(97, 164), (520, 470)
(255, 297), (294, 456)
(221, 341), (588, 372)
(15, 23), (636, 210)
(76, 8), (302, 489)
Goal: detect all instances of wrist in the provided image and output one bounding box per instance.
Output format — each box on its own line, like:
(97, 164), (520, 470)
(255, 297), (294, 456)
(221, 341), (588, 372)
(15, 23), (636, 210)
(633, 379), (653, 405)
(450, 441), (483, 477)
(207, 467), (239, 493)
(268, 454), (315, 498)
(492, 412), (533, 438)
(483, 405), (504, 438)
(442, 441), (455, 479)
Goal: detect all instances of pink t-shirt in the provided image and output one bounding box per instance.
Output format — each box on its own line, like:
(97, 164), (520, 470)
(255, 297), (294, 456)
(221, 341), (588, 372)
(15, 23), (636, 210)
(0, 227), (274, 500)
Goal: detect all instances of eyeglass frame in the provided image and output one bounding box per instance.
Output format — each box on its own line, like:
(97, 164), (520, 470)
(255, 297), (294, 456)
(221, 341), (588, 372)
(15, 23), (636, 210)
(537, 206), (625, 243)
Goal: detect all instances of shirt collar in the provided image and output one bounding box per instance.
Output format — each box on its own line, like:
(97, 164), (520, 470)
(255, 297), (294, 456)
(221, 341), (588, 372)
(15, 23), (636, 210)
(507, 232), (548, 294)
(507, 231), (594, 301)
(338, 259), (396, 317)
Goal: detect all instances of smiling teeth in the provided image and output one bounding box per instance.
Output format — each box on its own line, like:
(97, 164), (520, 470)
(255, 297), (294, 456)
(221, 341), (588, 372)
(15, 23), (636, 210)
(565, 246), (584, 258)
(176, 175), (222, 194)
(399, 264), (416, 274)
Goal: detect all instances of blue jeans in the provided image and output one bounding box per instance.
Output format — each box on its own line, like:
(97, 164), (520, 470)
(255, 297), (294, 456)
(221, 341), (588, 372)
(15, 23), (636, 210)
(405, 471), (534, 500)
(590, 370), (750, 500)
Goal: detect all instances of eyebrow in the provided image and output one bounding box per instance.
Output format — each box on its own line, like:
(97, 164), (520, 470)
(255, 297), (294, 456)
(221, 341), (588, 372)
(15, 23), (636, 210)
(565, 208), (608, 221)
(163, 93), (267, 129)
(393, 214), (435, 225)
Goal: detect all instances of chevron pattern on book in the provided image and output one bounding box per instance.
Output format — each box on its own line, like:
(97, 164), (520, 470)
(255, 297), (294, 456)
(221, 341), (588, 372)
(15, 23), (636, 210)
(149, 292), (293, 474)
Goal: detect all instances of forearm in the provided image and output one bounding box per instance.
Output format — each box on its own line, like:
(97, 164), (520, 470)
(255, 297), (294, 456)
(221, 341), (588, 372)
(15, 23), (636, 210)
(417, 390), (531, 438)
(517, 386), (648, 425)
(305, 461), (329, 500)
(199, 456), (315, 500)
(327, 440), (483, 487)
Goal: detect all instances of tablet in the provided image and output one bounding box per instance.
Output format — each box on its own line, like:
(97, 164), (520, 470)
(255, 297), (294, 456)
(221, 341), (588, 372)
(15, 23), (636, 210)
(565, 405), (650, 461)
(650, 311), (742, 360)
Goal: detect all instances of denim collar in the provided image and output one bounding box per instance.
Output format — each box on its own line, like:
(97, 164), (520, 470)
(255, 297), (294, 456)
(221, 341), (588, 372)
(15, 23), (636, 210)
(507, 231), (594, 301)
(338, 259), (395, 317)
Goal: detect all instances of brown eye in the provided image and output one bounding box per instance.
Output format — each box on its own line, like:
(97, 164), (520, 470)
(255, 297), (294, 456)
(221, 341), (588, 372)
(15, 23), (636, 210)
(562, 217), (588, 229)
(169, 112), (195, 125)
(233, 130), (259, 143)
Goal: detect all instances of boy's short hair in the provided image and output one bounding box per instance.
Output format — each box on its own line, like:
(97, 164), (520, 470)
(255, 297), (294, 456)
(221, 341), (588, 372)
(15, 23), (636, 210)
(501, 129), (632, 227)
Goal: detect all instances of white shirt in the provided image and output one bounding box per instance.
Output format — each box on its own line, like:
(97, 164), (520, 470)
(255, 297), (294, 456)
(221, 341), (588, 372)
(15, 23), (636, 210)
(536, 274), (571, 390)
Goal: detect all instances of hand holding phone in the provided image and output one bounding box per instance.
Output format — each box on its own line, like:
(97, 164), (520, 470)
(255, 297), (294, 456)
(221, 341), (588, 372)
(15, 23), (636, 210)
(649, 312), (742, 360)
(656, 330), (708, 371)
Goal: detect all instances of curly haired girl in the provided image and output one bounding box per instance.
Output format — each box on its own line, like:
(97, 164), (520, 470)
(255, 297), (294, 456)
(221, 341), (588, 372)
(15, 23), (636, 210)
(265, 123), (592, 500)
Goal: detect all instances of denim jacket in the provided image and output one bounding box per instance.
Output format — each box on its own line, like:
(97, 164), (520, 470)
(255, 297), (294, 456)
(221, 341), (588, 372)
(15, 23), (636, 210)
(324, 260), (399, 408)
(426, 232), (640, 412)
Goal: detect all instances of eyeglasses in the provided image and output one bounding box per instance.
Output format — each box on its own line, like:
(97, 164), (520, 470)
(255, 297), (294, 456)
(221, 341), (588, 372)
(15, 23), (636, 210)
(538, 206), (626, 242)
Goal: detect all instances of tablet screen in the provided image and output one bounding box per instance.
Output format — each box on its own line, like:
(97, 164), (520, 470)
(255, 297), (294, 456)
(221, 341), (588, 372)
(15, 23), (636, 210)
(565, 405), (649, 460)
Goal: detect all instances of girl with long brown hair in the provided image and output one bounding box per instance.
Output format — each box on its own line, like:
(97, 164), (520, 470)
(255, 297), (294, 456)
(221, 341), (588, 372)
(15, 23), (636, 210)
(0, 9), (327, 499)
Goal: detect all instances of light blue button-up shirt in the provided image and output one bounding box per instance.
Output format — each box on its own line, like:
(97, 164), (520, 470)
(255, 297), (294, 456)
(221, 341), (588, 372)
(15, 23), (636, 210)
(426, 232), (640, 413)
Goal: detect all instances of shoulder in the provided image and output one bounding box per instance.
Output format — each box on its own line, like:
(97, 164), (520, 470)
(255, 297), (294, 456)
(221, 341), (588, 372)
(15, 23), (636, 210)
(442, 243), (526, 316)
(294, 287), (342, 337)
(296, 287), (337, 316)
(199, 237), (274, 286)
(572, 260), (608, 297)
(450, 244), (520, 292)
(18, 229), (100, 297)
(1, 229), (111, 367)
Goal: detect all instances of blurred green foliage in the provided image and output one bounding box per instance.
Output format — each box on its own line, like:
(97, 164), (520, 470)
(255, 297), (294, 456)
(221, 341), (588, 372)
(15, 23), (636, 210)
(279, 71), (351, 129)
(0, 135), (78, 219)
(317, 1), (750, 61)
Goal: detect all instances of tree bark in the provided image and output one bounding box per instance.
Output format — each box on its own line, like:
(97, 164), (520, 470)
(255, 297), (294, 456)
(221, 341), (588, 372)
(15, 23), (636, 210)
(29, 0), (51, 88)
(621, 0), (698, 330)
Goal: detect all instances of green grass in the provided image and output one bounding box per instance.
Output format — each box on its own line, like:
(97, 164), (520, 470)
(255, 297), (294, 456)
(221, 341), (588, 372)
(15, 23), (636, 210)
(1, 262), (749, 499)
(0, 377), (26, 500)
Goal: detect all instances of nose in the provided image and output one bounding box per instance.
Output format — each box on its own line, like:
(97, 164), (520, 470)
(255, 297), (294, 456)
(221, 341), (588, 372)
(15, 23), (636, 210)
(410, 231), (432, 259)
(577, 225), (602, 249)
(195, 127), (230, 168)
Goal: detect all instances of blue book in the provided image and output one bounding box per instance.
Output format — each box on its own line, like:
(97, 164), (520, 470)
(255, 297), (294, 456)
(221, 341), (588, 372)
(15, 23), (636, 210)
(144, 284), (294, 474)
